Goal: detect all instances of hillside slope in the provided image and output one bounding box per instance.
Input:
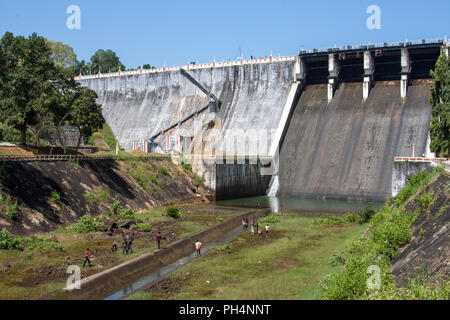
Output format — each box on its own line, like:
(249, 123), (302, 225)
(391, 171), (449, 286)
(0, 159), (210, 235)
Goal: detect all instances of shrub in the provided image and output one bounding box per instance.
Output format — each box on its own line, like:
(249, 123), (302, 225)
(357, 207), (377, 224)
(181, 162), (191, 172)
(216, 216), (224, 223)
(313, 214), (355, 226)
(259, 215), (280, 224)
(84, 187), (111, 204)
(72, 214), (104, 233)
(111, 200), (122, 215)
(5, 196), (18, 221)
(49, 191), (61, 203)
(134, 223), (151, 232)
(24, 236), (64, 253)
(167, 206), (181, 219)
(192, 174), (202, 187)
(118, 207), (136, 220)
(160, 166), (169, 175)
(215, 242), (231, 252)
(370, 207), (415, 259)
(393, 170), (432, 207)
(0, 228), (23, 250)
(416, 192), (436, 213)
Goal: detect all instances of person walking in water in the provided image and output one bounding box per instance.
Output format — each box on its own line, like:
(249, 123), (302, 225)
(194, 240), (202, 256)
(83, 248), (92, 268)
(156, 231), (162, 249)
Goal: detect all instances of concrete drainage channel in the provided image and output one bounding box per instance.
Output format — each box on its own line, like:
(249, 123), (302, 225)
(42, 209), (269, 300)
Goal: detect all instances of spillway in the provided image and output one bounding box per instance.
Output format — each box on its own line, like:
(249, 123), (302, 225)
(277, 79), (433, 201)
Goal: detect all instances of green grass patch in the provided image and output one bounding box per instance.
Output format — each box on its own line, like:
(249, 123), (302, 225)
(83, 187), (111, 205)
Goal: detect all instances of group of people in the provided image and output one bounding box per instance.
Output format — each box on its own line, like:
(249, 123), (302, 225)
(83, 214), (272, 269)
(242, 216), (270, 235)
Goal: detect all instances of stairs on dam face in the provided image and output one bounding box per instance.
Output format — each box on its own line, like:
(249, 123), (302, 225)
(277, 79), (433, 202)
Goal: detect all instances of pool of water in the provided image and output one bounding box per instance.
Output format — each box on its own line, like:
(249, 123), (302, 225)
(216, 196), (384, 214)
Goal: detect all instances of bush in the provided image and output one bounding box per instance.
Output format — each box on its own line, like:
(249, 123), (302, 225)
(84, 187), (111, 204)
(215, 242), (231, 252)
(134, 223), (151, 232)
(160, 166), (169, 175)
(181, 162), (191, 172)
(24, 236), (64, 253)
(49, 191), (61, 203)
(111, 200), (122, 215)
(313, 214), (355, 226)
(259, 215), (280, 224)
(5, 196), (18, 221)
(393, 170), (432, 207)
(118, 207), (136, 220)
(167, 206), (181, 219)
(357, 207), (377, 224)
(370, 207), (415, 259)
(216, 216), (224, 223)
(0, 228), (23, 250)
(416, 192), (436, 213)
(72, 214), (104, 233)
(192, 174), (202, 187)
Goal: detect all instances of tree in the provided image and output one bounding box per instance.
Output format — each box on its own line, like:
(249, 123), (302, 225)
(68, 86), (105, 152)
(429, 52), (450, 157)
(46, 40), (77, 71)
(74, 59), (90, 76)
(88, 49), (125, 73)
(0, 32), (64, 145)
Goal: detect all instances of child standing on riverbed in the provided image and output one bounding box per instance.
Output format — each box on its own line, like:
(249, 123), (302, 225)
(195, 240), (202, 256)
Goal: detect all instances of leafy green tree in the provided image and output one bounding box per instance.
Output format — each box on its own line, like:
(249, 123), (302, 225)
(0, 32), (65, 145)
(429, 52), (450, 157)
(74, 59), (90, 76)
(68, 86), (105, 151)
(46, 40), (77, 71)
(88, 49), (125, 73)
(142, 64), (155, 70)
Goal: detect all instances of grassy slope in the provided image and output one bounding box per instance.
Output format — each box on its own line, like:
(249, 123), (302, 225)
(129, 214), (367, 300)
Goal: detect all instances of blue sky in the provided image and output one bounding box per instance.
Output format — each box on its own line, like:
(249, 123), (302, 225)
(0, 0), (449, 69)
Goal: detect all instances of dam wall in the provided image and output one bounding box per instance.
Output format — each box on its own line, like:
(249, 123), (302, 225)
(78, 58), (297, 155)
(277, 79), (433, 202)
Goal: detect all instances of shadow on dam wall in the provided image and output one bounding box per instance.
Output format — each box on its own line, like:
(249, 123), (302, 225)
(277, 79), (433, 202)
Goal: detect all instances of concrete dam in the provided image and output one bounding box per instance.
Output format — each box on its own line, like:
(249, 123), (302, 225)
(77, 40), (445, 201)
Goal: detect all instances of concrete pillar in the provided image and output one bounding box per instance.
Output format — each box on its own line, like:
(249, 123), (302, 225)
(363, 51), (374, 100)
(400, 48), (410, 99)
(328, 54), (340, 103)
(295, 57), (307, 82)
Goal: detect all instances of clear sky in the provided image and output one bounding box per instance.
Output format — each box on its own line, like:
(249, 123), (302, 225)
(0, 0), (449, 69)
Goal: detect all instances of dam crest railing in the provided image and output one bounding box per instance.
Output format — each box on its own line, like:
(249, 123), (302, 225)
(75, 56), (297, 81)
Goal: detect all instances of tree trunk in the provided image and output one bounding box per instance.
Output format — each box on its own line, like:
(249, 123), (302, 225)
(75, 127), (82, 154)
(20, 127), (27, 146)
